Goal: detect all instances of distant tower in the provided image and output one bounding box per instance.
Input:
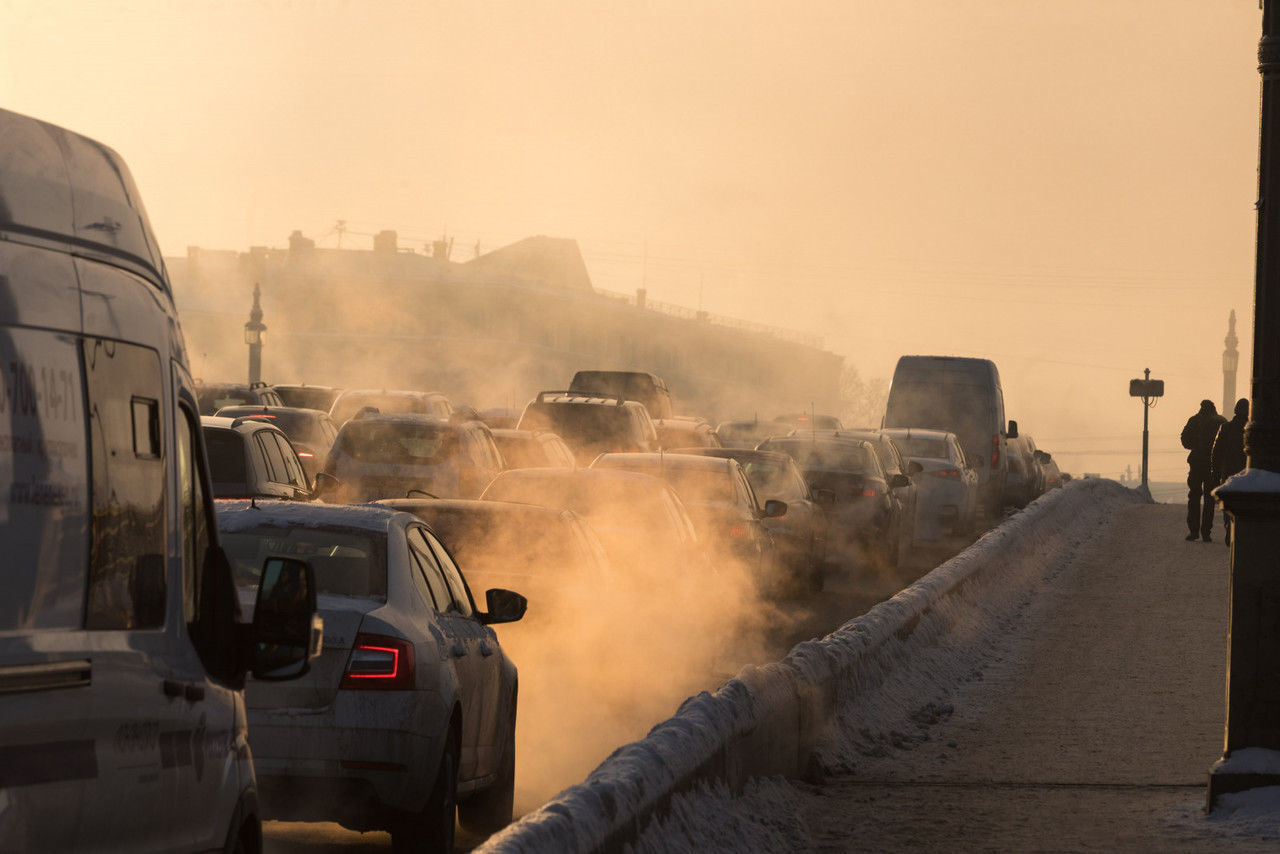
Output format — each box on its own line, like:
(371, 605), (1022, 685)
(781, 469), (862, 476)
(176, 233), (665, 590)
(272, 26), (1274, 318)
(1224, 309), (1240, 413)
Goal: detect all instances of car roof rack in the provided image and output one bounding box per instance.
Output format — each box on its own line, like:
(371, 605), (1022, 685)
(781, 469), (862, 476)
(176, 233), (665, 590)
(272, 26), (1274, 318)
(535, 389), (628, 406)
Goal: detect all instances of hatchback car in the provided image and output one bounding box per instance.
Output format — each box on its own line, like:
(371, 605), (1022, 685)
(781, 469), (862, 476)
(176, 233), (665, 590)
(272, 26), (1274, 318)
(330, 388), (453, 427)
(882, 428), (980, 539)
(217, 500), (526, 850)
(201, 415), (313, 500)
(672, 448), (828, 591)
(214, 404), (339, 484)
(516, 391), (658, 465)
(320, 414), (504, 503)
(490, 428), (577, 470)
(589, 453), (787, 587)
(196, 380), (285, 415)
(759, 435), (907, 570)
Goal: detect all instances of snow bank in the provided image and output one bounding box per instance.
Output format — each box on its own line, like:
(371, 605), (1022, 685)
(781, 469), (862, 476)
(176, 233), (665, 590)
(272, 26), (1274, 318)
(479, 479), (1143, 854)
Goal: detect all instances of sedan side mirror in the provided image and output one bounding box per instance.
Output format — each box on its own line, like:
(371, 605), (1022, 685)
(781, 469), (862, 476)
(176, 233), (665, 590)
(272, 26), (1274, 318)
(907, 460), (924, 475)
(762, 499), (788, 519)
(481, 588), (527, 625)
(889, 473), (911, 489)
(251, 557), (323, 681)
(311, 471), (340, 501)
(811, 487), (836, 509)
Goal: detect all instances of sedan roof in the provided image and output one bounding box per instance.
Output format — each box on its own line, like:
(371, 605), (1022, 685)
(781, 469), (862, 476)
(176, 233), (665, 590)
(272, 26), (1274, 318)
(215, 498), (405, 534)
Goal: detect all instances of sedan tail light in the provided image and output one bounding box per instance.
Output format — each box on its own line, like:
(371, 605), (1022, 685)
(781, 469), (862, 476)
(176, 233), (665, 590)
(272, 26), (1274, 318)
(727, 522), (749, 539)
(340, 634), (415, 690)
(929, 468), (961, 479)
(860, 487), (881, 497)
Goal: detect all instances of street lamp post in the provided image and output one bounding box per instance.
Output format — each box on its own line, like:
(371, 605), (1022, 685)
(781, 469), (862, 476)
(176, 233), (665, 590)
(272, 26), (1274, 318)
(244, 282), (266, 385)
(1207, 0), (1280, 808)
(1223, 310), (1239, 414)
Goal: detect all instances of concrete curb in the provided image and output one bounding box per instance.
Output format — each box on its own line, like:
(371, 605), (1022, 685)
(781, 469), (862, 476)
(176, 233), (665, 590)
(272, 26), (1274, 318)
(479, 479), (1145, 854)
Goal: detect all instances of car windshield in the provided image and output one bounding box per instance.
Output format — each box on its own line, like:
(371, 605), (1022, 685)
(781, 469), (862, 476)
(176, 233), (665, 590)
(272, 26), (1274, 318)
(740, 458), (803, 500)
(204, 430), (247, 485)
(221, 525), (386, 599)
(338, 421), (457, 464)
(602, 461), (735, 506)
(893, 436), (949, 459)
(493, 434), (542, 468)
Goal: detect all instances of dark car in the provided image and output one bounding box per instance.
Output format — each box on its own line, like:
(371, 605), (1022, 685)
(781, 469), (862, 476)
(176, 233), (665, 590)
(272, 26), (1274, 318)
(200, 415), (313, 500)
(480, 467), (701, 582)
(213, 405), (339, 484)
(329, 388), (453, 427)
(758, 435), (908, 571)
(589, 452), (787, 589)
(378, 498), (610, 620)
(715, 419), (785, 449)
(671, 448), (828, 591)
(319, 414), (504, 502)
(196, 380), (285, 415)
(816, 428), (921, 558)
(516, 391), (658, 465)
(490, 428), (577, 470)
(568, 370), (673, 420)
(654, 417), (722, 451)
(271, 383), (343, 412)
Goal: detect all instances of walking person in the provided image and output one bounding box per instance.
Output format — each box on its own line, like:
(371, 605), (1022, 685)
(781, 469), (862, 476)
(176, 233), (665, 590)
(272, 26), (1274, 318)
(1181, 400), (1227, 542)
(1212, 398), (1250, 545)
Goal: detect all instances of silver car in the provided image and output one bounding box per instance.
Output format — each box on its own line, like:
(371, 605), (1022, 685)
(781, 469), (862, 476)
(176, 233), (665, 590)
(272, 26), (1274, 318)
(217, 500), (526, 851)
(881, 428), (980, 539)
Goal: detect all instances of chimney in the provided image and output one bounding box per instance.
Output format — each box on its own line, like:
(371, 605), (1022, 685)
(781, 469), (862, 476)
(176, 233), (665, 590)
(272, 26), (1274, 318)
(373, 230), (398, 254)
(288, 230), (315, 253)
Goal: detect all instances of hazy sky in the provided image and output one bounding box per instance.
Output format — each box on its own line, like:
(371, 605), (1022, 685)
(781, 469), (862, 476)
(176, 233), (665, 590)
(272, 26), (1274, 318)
(2, 0), (1263, 478)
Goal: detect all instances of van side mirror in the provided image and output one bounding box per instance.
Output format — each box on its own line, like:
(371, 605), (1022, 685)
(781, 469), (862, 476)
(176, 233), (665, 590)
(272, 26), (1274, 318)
(251, 557), (323, 681)
(480, 588), (527, 625)
(1007, 420), (1019, 439)
(762, 499), (788, 519)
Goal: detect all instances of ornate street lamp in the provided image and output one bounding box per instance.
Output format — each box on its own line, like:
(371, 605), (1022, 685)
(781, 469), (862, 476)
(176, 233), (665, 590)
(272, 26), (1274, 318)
(244, 282), (266, 385)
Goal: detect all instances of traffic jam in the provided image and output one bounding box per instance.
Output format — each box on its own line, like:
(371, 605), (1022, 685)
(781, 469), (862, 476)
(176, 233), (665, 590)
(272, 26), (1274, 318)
(0, 108), (1069, 852)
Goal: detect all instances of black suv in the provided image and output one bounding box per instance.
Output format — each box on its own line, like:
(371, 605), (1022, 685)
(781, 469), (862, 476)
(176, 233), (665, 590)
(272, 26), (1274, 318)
(517, 391), (658, 466)
(200, 415), (313, 500)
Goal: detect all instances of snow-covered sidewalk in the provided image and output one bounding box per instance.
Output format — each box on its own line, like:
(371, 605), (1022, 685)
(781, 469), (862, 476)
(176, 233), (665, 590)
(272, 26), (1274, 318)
(640, 502), (1280, 852)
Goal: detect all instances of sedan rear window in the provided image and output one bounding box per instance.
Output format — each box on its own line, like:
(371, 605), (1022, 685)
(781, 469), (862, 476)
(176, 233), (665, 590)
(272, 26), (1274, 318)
(338, 422), (458, 464)
(221, 525), (386, 599)
(765, 440), (874, 473)
(893, 436), (949, 459)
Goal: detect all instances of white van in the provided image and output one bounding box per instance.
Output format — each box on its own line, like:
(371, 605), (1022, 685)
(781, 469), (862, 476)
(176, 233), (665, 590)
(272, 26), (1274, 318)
(0, 108), (320, 851)
(883, 355), (1017, 517)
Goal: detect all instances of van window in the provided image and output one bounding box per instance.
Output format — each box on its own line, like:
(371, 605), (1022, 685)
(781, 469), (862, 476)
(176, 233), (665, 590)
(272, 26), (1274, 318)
(84, 337), (167, 629)
(0, 328), (90, 631)
(177, 407), (210, 627)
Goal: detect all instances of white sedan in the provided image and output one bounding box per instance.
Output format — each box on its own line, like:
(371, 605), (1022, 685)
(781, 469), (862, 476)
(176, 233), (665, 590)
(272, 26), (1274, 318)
(216, 499), (526, 852)
(881, 428), (980, 540)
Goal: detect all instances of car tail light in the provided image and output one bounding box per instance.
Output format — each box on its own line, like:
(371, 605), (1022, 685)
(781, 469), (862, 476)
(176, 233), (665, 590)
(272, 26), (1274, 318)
(727, 522), (749, 539)
(296, 451), (314, 458)
(991, 434), (1000, 468)
(340, 634), (415, 690)
(929, 468), (961, 479)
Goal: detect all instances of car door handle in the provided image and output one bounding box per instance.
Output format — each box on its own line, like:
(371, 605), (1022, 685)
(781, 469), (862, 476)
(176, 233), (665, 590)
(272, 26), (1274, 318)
(479, 643), (495, 657)
(450, 644), (467, 658)
(162, 679), (205, 702)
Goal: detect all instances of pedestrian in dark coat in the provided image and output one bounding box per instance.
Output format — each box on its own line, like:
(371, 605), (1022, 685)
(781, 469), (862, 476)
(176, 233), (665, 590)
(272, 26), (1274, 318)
(1212, 398), (1249, 546)
(1181, 399), (1227, 541)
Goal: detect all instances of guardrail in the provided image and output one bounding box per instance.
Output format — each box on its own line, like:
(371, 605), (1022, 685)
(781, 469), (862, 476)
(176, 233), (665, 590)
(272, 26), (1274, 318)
(479, 478), (1144, 853)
